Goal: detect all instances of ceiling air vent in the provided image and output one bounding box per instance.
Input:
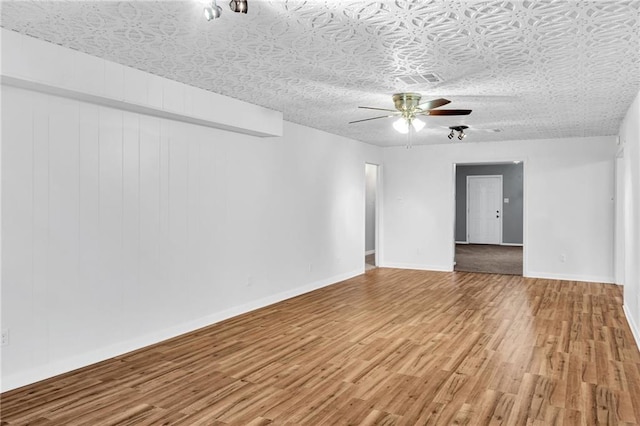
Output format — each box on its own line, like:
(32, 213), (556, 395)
(396, 73), (442, 86)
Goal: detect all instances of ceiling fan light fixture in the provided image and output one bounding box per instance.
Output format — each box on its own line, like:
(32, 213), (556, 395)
(458, 131), (466, 140)
(350, 94), (472, 143)
(393, 118), (409, 134)
(393, 116), (425, 134)
(412, 118), (425, 132)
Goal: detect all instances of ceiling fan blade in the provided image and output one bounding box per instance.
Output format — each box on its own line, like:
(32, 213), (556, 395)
(358, 106), (398, 112)
(349, 115), (395, 124)
(422, 109), (472, 116)
(418, 98), (451, 110)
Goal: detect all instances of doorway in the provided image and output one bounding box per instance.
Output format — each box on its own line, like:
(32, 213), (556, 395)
(365, 163), (378, 271)
(615, 151), (625, 285)
(454, 163), (524, 275)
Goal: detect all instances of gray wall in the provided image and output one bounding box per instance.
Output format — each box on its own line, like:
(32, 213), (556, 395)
(365, 164), (377, 252)
(455, 163), (523, 244)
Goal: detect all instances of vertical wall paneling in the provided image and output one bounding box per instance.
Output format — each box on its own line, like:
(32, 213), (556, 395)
(168, 122), (189, 319)
(1, 87), (35, 374)
(122, 113), (141, 328)
(158, 121), (171, 320)
(196, 130), (229, 313)
(78, 102), (102, 352)
(186, 126), (200, 308)
(97, 107), (124, 344)
(32, 91), (51, 369)
(47, 96), (81, 360)
(137, 115), (162, 331)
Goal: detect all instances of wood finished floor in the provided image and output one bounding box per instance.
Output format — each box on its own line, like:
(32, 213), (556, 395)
(2, 269), (640, 425)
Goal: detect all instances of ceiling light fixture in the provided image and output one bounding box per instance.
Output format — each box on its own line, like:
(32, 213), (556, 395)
(393, 118), (410, 134)
(229, 0), (248, 13)
(393, 117), (425, 134)
(393, 116), (426, 148)
(204, 0), (222, 20)
(449, 125), (468, 141)
(412, 118), (426, 132)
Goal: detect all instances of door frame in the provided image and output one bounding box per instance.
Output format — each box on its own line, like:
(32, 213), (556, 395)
(452, 161), (527, 276)
(615, 148), (625, 285)
(466, 175), (503, 245)
(365, 162), (382, 268)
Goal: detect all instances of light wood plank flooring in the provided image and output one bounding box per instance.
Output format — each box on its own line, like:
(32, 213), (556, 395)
(2, 269), (640, 425)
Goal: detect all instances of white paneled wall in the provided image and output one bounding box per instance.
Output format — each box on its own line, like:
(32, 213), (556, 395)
(1, 85), (381, 391)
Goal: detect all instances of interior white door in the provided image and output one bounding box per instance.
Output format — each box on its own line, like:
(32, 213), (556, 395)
(467, 175), (503, 244)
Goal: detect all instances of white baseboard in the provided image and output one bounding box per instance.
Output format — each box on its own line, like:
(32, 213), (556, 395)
(381, 262), (453, 272)
(365, 250), (375, 255)
(525, 270), (614, 284)
(623, 304), (640, 352)
(1, 268), (362, 392)
(455, 241), (469, 244)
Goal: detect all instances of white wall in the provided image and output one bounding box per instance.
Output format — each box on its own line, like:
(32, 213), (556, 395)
(0, 36), (382, 391)
(381, 136), (617, 283)
(620, 89), (640, 348)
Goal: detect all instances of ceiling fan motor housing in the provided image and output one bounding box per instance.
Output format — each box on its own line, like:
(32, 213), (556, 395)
(392, 92), (422, 112)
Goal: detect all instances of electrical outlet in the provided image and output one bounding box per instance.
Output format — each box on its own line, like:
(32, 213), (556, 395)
(1, 329), (9, 346)
(308, 263), (313, 273)
(560, 254), (566, 263)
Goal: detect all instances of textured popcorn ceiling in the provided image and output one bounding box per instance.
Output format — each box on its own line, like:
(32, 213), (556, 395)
(2, 1), (639, 146)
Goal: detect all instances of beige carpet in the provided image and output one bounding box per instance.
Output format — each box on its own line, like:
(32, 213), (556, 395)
(454, 244), (523, 275)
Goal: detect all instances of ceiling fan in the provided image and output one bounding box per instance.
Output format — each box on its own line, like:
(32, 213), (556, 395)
(349, 92), (472, 135)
